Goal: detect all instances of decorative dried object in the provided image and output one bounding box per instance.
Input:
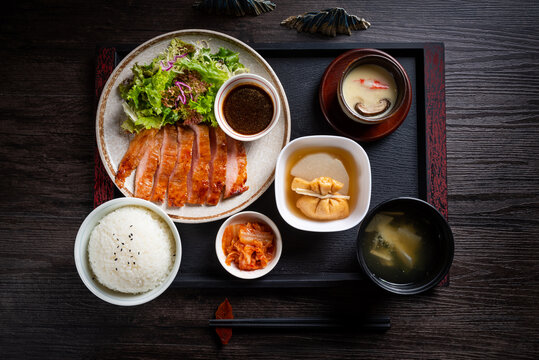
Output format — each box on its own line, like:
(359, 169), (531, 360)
(193, 0), (276, 16)
(215, 298), (233, 345)
(281, 7), (371, 37)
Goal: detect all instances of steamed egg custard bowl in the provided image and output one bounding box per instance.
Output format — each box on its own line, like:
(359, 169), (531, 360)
(336, 49), (412, 126)
(275, 136), (371, 232)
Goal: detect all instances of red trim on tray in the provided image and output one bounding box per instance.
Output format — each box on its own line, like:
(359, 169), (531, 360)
(424, 44), (448, 219)
(424, 43), (449, 287)
(94, 47), (116, 208)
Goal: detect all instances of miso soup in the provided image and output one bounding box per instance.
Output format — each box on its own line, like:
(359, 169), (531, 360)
(361, 210), (441, 284)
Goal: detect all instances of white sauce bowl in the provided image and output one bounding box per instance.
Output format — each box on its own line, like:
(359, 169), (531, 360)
(214, 73), (281, 141)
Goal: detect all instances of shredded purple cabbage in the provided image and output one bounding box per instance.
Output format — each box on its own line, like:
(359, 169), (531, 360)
(160, 53), (188, 71)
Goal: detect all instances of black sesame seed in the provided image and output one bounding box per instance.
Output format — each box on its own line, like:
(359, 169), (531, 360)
(120, 249), (122, 251)
(138, 252), (140, 255)
(133, 262), (135, 265)
(117, 245), (119, 248)
(115, 258), (117, 261)
(115, 268), (118, 271)
(128, 262), (130, 264)
(130, 225), (133, 228)
(122, 243), (124, 245)
(129, 250), (131, 252)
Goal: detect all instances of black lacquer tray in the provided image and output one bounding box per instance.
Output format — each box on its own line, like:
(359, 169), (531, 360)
(94, 42), (447, 288)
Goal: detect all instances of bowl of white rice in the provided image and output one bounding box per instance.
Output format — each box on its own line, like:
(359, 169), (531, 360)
(74, 198), (181, 306)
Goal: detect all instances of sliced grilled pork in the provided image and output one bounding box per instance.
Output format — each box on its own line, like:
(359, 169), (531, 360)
(167, 126), (194, 207)
(150, 125), (178, 203)
(134, 129), (163, 200)
(115, 128), (157, 188)
(206, 126), (228, 205)
(224, 136), (248, 199)
(187, 125), (211, 204)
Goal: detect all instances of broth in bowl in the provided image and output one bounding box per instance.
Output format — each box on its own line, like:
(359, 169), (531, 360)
(361, 210), (441, 284)
(284, 146), (358, 221)
(356, 197), (454, 294)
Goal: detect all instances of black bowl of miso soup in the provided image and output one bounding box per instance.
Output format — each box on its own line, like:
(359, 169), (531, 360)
(356, 197), (454, 295)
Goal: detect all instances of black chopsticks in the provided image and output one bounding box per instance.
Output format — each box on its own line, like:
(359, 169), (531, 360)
(209, 315), (390, 331)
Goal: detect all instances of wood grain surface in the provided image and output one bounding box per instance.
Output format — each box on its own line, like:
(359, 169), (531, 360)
(1, 1), (538, 359)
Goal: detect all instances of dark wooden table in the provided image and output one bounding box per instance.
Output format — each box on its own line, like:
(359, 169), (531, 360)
(1, 1), (538, 358)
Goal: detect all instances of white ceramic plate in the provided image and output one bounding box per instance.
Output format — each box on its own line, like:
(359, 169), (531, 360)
(96, 29), (291, 223)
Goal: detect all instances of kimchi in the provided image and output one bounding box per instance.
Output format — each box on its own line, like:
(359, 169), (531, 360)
(222, 222), (275, 271)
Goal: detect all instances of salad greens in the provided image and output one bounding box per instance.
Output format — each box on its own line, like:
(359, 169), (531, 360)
(118, 38), (247, 133)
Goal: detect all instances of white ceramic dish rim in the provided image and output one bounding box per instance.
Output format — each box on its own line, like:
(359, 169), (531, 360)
(215, 211), (282, 279)
(274, 135), (372, 232)
(215, 73), (281, 141)
(95, 29), (291, 224)
(74, 198), (182, 306)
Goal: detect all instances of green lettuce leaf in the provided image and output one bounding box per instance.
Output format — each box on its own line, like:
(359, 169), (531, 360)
(211, 47), (244, 73)
(188, 85), (219, 127)
(118, 38), (247, 132)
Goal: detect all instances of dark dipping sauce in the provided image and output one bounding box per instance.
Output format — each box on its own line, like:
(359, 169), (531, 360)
(223, 84), (274, 135)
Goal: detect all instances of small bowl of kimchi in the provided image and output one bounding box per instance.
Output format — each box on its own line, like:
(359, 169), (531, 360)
(215, 211), (282, 279)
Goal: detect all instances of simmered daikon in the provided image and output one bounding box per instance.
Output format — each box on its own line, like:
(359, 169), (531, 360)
(285, 147), (357, 221)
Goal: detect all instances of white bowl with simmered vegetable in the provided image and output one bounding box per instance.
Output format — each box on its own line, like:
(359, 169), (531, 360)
(274, 135), (371, 232)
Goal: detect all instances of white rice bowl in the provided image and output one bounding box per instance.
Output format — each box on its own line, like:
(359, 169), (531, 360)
(88, 206), (176, 294)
